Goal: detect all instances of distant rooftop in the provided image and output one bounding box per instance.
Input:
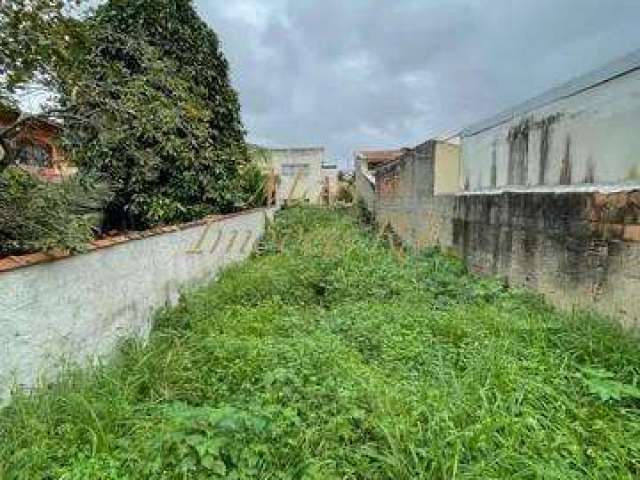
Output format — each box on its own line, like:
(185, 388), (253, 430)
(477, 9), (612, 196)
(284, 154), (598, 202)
(267, 147), (325, 153)
(356, 149), (406, 166)
(463, 48), (640, 137)
(0, 106), (62, 132)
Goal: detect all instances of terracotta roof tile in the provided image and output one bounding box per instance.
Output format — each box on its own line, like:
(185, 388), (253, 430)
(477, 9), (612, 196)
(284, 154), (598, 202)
(357, 149), (406, 165)
(0, 257), (21, 272)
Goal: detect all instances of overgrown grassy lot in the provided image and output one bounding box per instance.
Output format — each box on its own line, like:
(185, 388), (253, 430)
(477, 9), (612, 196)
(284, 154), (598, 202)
(2, 207), (640, 479)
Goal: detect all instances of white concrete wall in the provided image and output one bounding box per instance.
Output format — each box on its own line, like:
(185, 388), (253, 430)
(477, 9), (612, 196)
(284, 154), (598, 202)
(268, 148), (325, 204)
(0, 209), (272, 402)
(462, 69), (640, 191)
(355, 157), (377, 213)
(434, 142), (462, 195)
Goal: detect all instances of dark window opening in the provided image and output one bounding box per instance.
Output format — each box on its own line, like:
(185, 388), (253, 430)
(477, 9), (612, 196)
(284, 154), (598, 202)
(16, 142), (53, 168)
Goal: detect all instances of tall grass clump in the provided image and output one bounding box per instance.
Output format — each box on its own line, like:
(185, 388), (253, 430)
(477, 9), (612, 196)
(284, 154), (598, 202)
(1, 206), (639, 479)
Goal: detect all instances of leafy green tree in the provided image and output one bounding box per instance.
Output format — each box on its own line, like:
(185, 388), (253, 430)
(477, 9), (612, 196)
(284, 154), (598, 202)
(2, 0), (254, 230)
(61, 0), (250, 228)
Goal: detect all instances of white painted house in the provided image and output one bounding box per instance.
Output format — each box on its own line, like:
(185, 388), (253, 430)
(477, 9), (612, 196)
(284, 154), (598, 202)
(267, 147), (327, 205)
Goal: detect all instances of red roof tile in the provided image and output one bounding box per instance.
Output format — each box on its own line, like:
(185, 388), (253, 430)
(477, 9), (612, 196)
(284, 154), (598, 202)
(357, 149), (406, 165)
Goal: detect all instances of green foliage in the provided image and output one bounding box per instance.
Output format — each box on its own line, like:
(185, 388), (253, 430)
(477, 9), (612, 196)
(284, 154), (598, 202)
(2, 0), (250, 229)
(1, 207), (639, 479)
(580, 367), (640, 402)
(0, 0), (88, 91)
(0, 167), (111, 255)
(336, 182), (354, 203)
(233, 162), (268, 209)
(60, 0), (248, 229)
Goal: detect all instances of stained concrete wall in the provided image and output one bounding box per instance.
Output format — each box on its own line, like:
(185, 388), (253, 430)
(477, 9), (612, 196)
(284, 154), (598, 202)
(452, 191), (640, 328)
(375, 139), (640, 329)
(376, 141), (459, 249)
(434, 142), (462, 195)
(355, 158), (377, 213)
(268, 148), (326, 205)
(462, 68), (640, 191)
(376, 142), (435, 245)
(0, 209), (272, 402)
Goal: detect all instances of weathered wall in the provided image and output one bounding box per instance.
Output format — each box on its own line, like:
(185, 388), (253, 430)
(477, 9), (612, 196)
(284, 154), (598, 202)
(268, 148), (326, 204)
(375, 139), (640, 328)
(0, 209), (271, 402)
(452, 190), (640, 327)
(355, 158), (377, 213)
(462, 68), (640, 191)
(376, 142), (434, 244)
(376, 141), (457, 250)
(320, 165), (340, 203)
(434, 142), (462, 195)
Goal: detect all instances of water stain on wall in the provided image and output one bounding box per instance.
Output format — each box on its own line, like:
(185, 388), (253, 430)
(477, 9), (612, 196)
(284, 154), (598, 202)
(584, 157), (596, 184)
(507, 119), (530, 185)
(451, 192), (635, 296)
(560, 135), (573, 185)
(490, 141), (498, 188)
(538, 124), (550, 185)
(535, 114), (562, 185)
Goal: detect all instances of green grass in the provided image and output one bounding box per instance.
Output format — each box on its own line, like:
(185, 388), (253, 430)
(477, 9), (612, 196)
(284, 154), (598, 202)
(1, 206), (640, 479)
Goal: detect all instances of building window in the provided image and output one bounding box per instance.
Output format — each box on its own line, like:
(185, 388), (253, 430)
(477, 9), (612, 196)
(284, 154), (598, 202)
(16, 142), (53, 168)
(281, 163), (310, 177)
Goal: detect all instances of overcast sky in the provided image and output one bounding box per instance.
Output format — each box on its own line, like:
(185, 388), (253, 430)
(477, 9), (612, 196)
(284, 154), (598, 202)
(201, 1), (640, 166)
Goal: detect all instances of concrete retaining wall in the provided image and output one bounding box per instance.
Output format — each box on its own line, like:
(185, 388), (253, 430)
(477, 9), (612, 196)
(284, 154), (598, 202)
(453, 191), (640, 327)
(0, 209), (271, 402)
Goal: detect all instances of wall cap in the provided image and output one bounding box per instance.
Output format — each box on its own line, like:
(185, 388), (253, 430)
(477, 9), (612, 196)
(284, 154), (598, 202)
(0, 208), (267, 274)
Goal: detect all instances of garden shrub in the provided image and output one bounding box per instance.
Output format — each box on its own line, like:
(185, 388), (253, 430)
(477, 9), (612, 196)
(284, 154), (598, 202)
(0, 168), (111, 255)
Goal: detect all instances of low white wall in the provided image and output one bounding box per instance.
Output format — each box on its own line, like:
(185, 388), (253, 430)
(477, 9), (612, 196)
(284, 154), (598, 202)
(0, 209), (272, 402)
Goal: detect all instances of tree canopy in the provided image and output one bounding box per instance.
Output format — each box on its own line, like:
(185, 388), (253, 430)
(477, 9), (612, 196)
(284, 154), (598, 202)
(2, 0), (256, 230)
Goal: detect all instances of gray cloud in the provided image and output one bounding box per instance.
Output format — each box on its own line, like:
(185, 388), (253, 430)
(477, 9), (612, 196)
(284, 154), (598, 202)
(196, 0), (640, 166)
